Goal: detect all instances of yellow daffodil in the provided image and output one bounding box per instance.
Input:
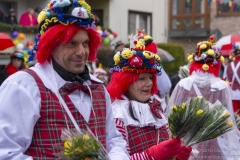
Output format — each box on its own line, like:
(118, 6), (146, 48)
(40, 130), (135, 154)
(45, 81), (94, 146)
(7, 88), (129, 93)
(64, 140), (72, 148)
(83, 134), (90, 140)
(74, 148), (83, 154)
(64, 140), (72, 155)
(182, 103), (187, 109)
(172, 106), (177, 112)
(227, 121), (234, 127)
(223, 111), (230, 117)
(196, 109), (203, 115)
(197, 96), (203, 99)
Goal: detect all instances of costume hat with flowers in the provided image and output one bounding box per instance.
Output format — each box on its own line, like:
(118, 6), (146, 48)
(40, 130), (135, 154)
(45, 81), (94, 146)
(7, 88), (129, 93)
(229, 44), (240, 61)
(28, 0), (97, 62)
(187, 36), (225, 73)
(109, 30), (162, 76)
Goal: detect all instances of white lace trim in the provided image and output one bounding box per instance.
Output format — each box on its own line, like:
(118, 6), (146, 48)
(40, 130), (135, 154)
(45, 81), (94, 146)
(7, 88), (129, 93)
(178, 71), (229, 91)
(112, 95), (168, 128)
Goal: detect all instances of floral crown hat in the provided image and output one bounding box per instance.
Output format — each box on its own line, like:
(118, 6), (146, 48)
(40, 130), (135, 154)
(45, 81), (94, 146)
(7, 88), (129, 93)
(38, 0), (95, 35)
(28, 0), (95, 62)
(229, 44), (240, 61)
(187, 36), (225, 71)
(109, 32), (163, 76)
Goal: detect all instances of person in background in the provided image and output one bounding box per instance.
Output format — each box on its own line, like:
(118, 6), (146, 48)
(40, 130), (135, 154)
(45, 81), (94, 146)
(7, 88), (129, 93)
(0, 0), (129, 159)
(19, 8), (38, 26)
(0, 51), (25, 86)
(93, 63), (108, 86)
(0, 10), (5, 22)
(107, 33), (191, 160)
(4, 8), (18, 25)
(108, 40), (125, 69)
(223, 44), (240, 115)
(167, 37), (240, 160)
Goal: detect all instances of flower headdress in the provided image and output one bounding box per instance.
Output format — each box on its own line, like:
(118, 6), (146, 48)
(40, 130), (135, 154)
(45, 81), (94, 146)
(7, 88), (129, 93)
(38, 0), (95, 35)
(110, 32), (163, 76)
(229, 44), (240, 61)
(187, 36), (225, 71)
(28, 0), (96, 62)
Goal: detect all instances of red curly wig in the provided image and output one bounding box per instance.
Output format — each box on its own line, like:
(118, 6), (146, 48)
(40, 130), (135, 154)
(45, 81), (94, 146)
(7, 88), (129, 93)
(107, 72), (158, 100)
(189, 60), (221, 77)
(36, 24), (101, 64)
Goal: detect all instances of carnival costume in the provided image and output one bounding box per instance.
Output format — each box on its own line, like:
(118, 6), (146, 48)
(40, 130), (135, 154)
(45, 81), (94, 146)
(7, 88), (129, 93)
(0, 0), (129, 159)
(223, 44), (240, 115)
(107, 32), (191, 160)
(167, 36), (240, 160)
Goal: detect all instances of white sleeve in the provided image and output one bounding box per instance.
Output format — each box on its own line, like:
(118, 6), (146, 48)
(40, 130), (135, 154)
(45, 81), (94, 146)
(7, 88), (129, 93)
(157, 69), (172, 95)
(0, 72), (41, 160)
(104, 87), (130, 160)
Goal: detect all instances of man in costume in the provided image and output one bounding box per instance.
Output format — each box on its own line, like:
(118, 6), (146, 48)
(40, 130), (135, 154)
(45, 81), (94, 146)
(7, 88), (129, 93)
(223, 44), (240, 115)
(0, 0), (129, 159)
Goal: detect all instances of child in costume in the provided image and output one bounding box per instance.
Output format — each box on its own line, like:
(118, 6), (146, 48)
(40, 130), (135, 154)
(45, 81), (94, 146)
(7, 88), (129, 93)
(167, 36), (240, 160)
(107, 33), (191, 160)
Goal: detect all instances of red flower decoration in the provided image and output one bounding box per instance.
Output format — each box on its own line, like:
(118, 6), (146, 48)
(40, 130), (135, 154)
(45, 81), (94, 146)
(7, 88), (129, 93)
(129, 56), (143, 68)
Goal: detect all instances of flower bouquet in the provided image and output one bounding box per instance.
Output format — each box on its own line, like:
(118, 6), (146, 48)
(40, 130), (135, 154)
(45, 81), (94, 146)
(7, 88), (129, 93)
(168, 97), (234, 157)
(57, 127), (110, 160)
(234, 110), (240, 128)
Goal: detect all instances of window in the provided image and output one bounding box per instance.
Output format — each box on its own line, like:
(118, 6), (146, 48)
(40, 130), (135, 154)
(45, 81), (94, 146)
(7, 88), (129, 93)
(128, 11), (152, 35)
(92, 10), (103, 27)
(217, 0), (240, 16)
(169, 0), (209, 30)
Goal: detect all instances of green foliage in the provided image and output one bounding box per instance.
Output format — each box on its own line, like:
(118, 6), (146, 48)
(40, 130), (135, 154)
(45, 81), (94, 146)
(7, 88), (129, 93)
(0, 22), (38, 33)
(157, 43), (186, 76)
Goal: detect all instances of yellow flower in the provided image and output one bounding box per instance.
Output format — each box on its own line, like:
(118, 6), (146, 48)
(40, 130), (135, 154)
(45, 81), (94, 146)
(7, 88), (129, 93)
(83, 134), (90, 140)
(182, 103), (187, 109)
(222, 111), (230, 117)
(197, 96), (203, 99)
(64, 140), (72, 155)
(227, 121), (234, 127)
(74, 148), (83, 154)
(64, 140), (72, 148)
(196, 110), (203, 115)
(172, 106), (177, 112)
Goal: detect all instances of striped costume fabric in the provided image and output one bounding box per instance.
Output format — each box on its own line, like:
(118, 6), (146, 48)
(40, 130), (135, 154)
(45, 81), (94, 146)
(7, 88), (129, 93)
(226, 61), (240, 90)
(24, 69), (106, 159)
(115, 118), (169, 160)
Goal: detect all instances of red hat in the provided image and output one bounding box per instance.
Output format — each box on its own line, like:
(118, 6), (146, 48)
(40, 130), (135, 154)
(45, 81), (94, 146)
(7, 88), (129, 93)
(145, 41), (158, 54)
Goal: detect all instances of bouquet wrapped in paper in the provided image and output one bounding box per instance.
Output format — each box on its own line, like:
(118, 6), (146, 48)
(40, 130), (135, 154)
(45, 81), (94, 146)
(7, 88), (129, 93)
(168, 96), (234, 157)
(57, 127), (110, 160)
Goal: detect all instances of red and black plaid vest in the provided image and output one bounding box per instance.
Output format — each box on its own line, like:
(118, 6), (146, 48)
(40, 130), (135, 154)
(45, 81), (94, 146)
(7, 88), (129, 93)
(24, 69), (106, 159)
(127, 99), (169, 155)
(226, 60), (240, 90)
(127, 125), (169, 155)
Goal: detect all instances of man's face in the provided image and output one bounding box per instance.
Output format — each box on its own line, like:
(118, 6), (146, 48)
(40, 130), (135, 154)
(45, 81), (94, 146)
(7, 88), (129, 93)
(52, 30), (90, 74)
